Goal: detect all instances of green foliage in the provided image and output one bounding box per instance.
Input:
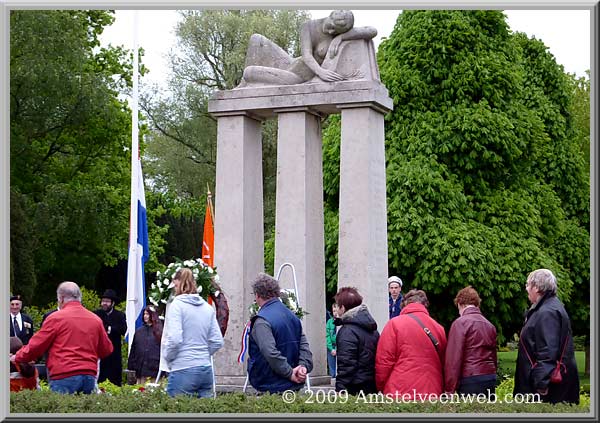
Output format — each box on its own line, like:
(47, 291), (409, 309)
(9, 10), (161, 305)
(319, 10), (589, 342)
(173, 9), (309, 91)
(80, 286), (103, 312)
(495, 375), (514, 399)
(10, 389), (590, 413)
(143, 10), (311, 266)
(24, 286), (103, 330)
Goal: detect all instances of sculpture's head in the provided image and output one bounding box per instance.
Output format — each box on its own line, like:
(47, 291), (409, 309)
(324, 10), (354, 35)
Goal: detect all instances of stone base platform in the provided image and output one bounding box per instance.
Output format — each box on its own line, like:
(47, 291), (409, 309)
(215, 374), (334, 394)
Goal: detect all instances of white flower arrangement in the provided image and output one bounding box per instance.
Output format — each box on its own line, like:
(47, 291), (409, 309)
(248, 289), (307, 320)
(149, 257), (218, 316)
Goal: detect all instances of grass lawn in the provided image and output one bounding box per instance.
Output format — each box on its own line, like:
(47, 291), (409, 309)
(497, 351), (589, 391)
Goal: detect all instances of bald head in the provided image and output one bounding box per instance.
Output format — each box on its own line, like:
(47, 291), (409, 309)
(57, 281), (82, 305)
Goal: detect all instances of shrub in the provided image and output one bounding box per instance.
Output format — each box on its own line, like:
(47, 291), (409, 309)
(10, 385), (590, 414)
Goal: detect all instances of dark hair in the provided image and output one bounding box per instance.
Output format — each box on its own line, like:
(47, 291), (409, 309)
(10, 337), (35, 378)
(334, 287), (363, 311)
(454, 286), (481, 307)
(10, 336), (23, 354)
(144, 305), (163, 342)
(401, 289), (429, 308)
(251, 273), (280, 300)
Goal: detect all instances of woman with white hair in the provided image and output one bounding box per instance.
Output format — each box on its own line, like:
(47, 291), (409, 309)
(514, 269), (580, 404)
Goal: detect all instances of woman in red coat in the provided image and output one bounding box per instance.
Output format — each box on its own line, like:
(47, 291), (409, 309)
(375, 289), (446, 399)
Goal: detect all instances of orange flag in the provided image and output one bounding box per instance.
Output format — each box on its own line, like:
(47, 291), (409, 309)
(201, 188), (215, 268)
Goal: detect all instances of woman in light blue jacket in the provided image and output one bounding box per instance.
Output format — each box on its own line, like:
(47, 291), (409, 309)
(163, 268), (224, 398)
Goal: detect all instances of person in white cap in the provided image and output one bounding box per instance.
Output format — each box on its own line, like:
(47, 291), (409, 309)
(388, 276), (403, 319)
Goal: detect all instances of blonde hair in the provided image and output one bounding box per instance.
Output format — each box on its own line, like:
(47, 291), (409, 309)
(174, 268), (197, 295)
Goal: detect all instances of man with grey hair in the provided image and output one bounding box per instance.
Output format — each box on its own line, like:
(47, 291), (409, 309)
(10, 282), (113, 394)
(247, 273), (313, 393)
(514, 269), (580, 404)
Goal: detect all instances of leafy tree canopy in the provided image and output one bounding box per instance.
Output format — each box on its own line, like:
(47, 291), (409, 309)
(322, 10), (589, 343)
(142, 10), (311, 264)
(10, 10), (164, 304)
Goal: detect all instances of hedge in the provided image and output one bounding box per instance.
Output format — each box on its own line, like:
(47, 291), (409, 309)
(10, 378), (590, 414)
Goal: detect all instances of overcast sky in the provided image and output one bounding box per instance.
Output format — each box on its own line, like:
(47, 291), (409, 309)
(99, 9), (591, 88)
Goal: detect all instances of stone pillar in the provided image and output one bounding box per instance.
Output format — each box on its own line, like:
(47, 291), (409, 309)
(273, 108), (328, 383)
(337, 105), (389, 332)
(213, 113), (264, 384)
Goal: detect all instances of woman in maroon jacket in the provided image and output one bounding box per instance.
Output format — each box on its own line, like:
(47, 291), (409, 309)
(444, 286), (497, 395)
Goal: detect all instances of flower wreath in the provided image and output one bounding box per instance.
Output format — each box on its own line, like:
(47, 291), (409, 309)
(149, 258), (218, 317)
(248, 289), (307, 320)
(238, 289), (307, 364)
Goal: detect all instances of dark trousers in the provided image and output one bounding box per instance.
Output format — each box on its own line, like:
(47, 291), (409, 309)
(457, 374), (497, 396)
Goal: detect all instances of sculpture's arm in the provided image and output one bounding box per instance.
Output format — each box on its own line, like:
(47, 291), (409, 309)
(300, 24), (344, 82)
(329, 26), (378, 58)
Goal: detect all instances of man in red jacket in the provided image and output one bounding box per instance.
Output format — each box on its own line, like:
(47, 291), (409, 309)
(10, 281), (113, 394)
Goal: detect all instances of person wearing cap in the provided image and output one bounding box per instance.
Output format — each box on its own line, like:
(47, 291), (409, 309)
(388, 276), (404, 319)
(11, 282), (113, 394)
(94, 289), (127, 386)
(10, 295), (34, 345)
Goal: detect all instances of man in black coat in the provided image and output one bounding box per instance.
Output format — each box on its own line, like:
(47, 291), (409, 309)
(514, 269), (580, 404)
(94, 289), (127, 386)
(10, 295), (34, 345)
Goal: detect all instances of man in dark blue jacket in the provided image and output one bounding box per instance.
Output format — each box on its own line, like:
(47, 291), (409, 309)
(388, 276), (403, 319)
(10, 295), (34, 345)
(247, 273), (313, 393)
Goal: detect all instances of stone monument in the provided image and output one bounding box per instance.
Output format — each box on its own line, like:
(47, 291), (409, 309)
(208, 10), (392, 387)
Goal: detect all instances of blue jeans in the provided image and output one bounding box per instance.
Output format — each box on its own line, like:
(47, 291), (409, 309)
(167, 365), (214, 398)
(49, 375), (96, 394)
(327, 351), (337, 377)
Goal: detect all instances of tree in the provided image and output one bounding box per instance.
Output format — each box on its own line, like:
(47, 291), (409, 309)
(513, 33), (590, 370)
(321, 10), (589, 344)
(142, 10), (311, 262)
(10, 10), (165, 304)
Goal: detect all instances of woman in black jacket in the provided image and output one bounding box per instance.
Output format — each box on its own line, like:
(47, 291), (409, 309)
(514, 269), (580, 404)
(334, 287), (380, 395)
(127, 305), (163, 384)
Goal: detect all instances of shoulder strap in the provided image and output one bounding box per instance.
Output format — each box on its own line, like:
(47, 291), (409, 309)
(558, 334), (569, 362)
(407, 313), (439, 352)
(519, 331), (569, 369)
(519, 336), (537, 368)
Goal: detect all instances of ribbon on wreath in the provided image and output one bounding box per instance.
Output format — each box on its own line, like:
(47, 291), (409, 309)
(237, 320), (251, 364)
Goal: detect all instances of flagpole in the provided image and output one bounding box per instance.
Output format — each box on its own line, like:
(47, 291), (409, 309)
(207, 183), (214, 223)
(129, 10), (139, 250)
(126, 10), (140, 355)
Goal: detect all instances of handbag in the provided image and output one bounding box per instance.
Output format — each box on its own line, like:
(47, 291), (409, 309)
(520, 334), (569, 384)
(550, 338), (569, 384)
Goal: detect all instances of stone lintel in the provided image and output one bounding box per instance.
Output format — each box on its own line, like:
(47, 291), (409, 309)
(272, 106), (326, 119)
(337, 101), (390, 115)
(210, 110), (264, 122)
(208, 80), (393, 119)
